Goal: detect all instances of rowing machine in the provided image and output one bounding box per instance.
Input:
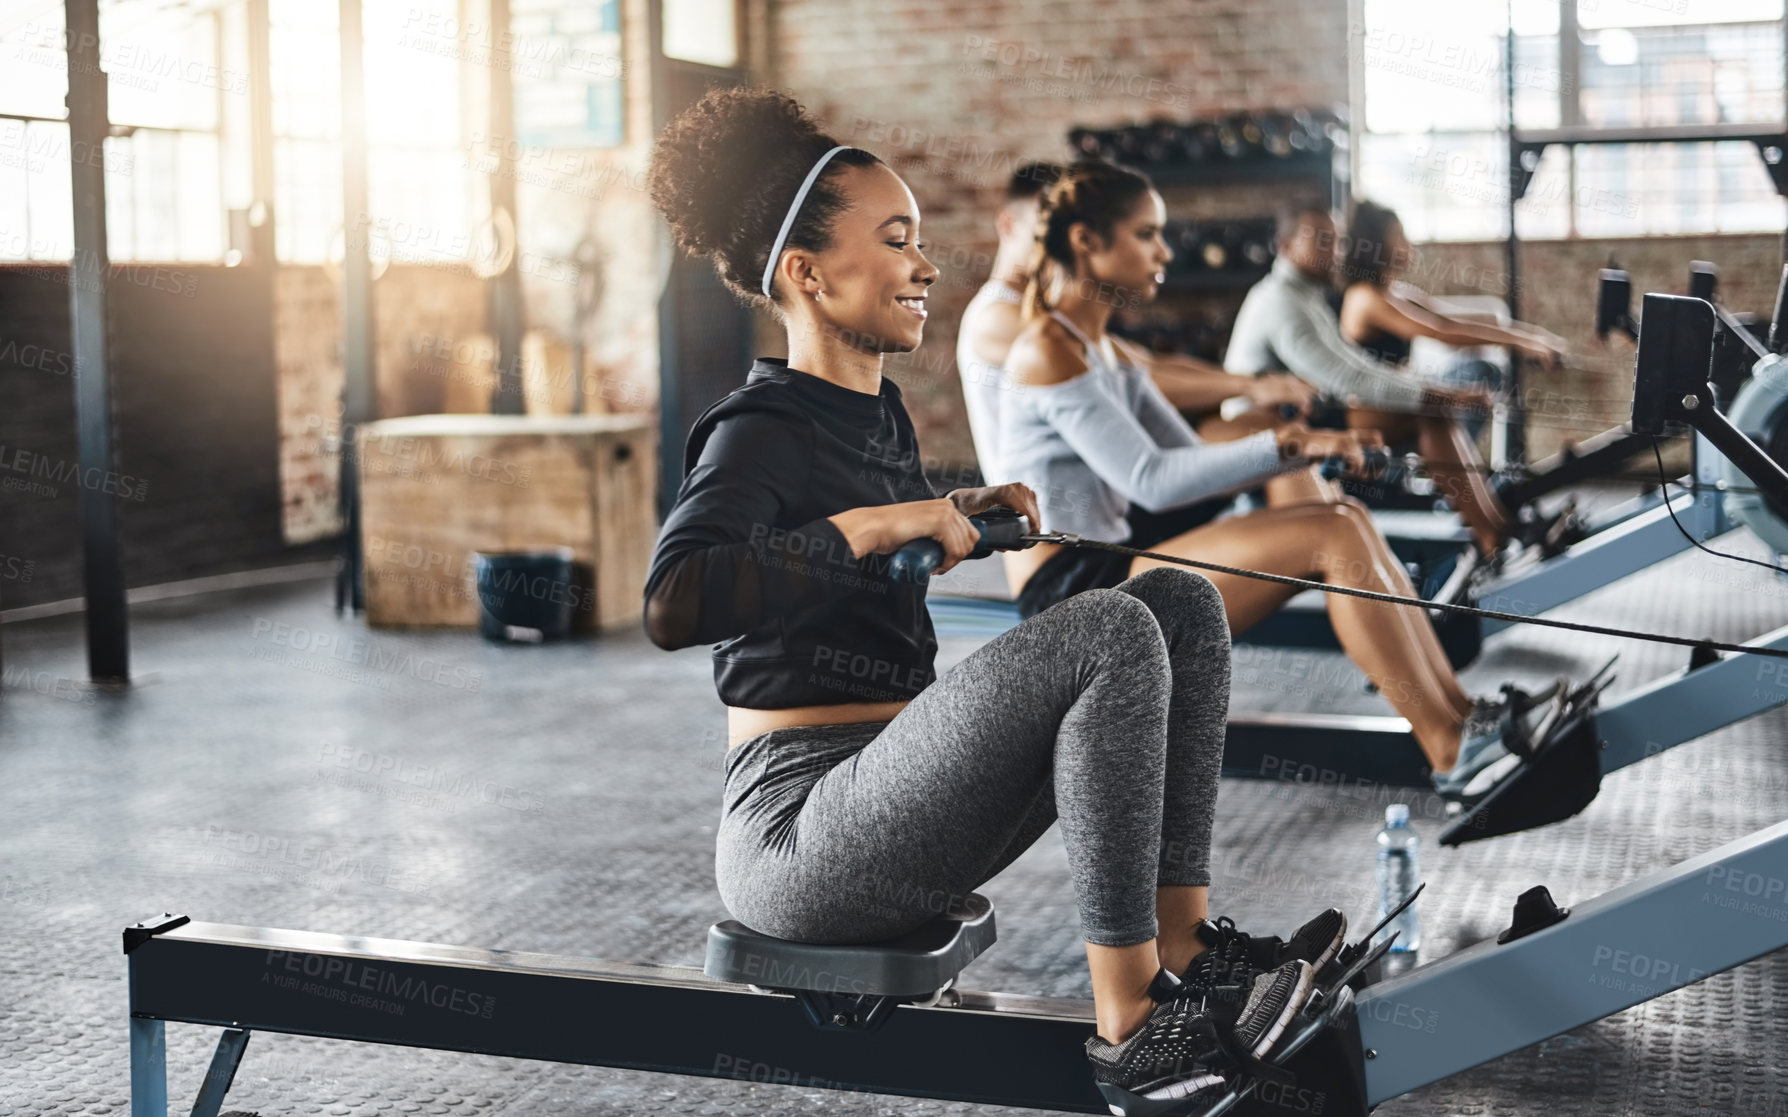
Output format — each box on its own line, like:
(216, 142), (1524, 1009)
(125, 312), (1788, 1106)
(920, 285), (1788, 837)
(1495, 261), (1762, 512)
(1467, 260), (1774, 636)
(1440, 289), (1788, 845)
(124, 897), (1398, 1117)
(123, 816), (1788, 1117)
(1112, 263), (1766, 672)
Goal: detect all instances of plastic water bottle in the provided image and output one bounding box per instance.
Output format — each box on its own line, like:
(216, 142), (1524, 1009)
(1375, 804), (1421, 952)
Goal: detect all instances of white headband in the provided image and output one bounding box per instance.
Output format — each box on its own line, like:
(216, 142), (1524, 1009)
(760, 145), (854, 298)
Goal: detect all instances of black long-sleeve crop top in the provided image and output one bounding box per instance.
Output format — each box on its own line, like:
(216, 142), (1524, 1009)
(642, 358), (941, 708)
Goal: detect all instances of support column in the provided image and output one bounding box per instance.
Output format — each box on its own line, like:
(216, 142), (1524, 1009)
(246, 0), (276, 262)
(338, 0), (375, 611)
(66, 0), (129, 681)
(487, 0), (525, 414)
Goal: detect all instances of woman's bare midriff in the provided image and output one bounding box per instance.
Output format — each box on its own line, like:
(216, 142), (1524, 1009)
(727, 700), (913, 747)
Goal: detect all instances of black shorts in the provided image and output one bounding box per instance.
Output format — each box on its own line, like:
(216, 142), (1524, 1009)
(1015, 498), (1230, 619)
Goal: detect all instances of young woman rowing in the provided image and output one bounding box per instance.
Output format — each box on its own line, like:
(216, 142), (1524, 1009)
(641, 87), (1345, 1113)
(997, 161), (1566, 800)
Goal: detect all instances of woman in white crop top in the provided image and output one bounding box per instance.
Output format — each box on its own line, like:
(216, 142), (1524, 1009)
(1000, 160), (1559, 800)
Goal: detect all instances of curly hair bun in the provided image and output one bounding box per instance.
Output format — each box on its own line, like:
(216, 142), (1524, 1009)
(646, 86), (880, 304)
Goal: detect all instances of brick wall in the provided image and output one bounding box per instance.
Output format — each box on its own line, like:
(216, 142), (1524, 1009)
(770, 0), (1355, 471)
(275, 264), (497, 544)
(0, 258), (500, 611)
(767, 0), (1786, 475)
(0, 262), (316, 610)
(274, 267), (347, 544)
(1413, 234), (1782, 460)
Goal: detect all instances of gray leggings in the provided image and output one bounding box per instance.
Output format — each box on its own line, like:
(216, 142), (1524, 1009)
(716, 565), (1229, 949)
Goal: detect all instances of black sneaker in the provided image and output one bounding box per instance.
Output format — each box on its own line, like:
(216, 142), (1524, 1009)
(1506, 498), (1587, 560)
(1435, 676), (1571, 803)
(1178, 910), (1347, 996)
(1088, 960), (1317, 1117)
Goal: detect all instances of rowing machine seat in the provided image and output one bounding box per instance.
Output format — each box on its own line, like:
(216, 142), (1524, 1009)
(704, 893), (996, 998)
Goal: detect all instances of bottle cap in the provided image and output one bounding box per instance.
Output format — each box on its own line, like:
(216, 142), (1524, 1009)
(1385, 803), (1410, 826)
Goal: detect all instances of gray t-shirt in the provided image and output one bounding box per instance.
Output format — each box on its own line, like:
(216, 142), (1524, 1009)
(1225, 257), (1425, 411)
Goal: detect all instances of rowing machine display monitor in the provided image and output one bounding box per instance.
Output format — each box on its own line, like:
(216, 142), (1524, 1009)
(1636, 293), (1788, 508)
(1632, 294), (1715, 435)
(704, 894), (997, 1029)
(1596, 269), (1637, 342)
(1687, 260), (1718, 302)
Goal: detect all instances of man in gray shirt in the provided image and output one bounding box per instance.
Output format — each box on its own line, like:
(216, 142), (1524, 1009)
(1225, 207), (1509, 556)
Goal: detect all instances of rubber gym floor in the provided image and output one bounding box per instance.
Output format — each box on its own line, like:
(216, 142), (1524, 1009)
(3, 523), (1786, 1117)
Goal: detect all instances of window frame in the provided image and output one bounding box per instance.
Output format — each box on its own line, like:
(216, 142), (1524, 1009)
(1356, 0), (1788, 241)
(0, 6), (235, 264)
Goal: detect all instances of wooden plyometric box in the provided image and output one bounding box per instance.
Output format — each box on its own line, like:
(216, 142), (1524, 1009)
(357, 414), (658, 632)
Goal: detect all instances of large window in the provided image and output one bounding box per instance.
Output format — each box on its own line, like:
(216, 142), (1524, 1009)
(269, 0), (343, 265)
(271, 0), (473, 267)
(0, 0), (477, 265)
(0, 3), (237, 262)
(1359, 0), (1787, 241)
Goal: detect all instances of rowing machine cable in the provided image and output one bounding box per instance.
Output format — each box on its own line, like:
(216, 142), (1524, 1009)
(1651, 437), (1788, 579)
(1017, 530), (1788, 661)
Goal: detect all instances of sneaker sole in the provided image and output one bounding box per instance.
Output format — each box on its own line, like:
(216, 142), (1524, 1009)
(1278, 909), (1348, 985)
(1437, 678), (1575, 800)
(1092, 964), (1320, 1117)
(1097, 1075), (1226, 1117)
(1303, 912), (1347, 972)
(1243, 961), (1317, 1059)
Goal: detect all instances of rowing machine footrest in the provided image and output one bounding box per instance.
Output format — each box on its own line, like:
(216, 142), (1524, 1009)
(1226, 1007), (1369, 1117)
(704, 892), (996, 999)
(1439, 713), (1602, 846)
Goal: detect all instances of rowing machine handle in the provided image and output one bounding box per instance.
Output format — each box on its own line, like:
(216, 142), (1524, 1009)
(1318, 446), (1392, 480)
(887, 507), (1032, 583)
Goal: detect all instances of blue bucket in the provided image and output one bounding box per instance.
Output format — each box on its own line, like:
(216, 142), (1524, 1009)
(472, 547), (577, 643)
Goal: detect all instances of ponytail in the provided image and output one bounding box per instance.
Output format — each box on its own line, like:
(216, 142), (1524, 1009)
(1020, 235), (1056, 322)
(1022, 159), (1154, 321)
